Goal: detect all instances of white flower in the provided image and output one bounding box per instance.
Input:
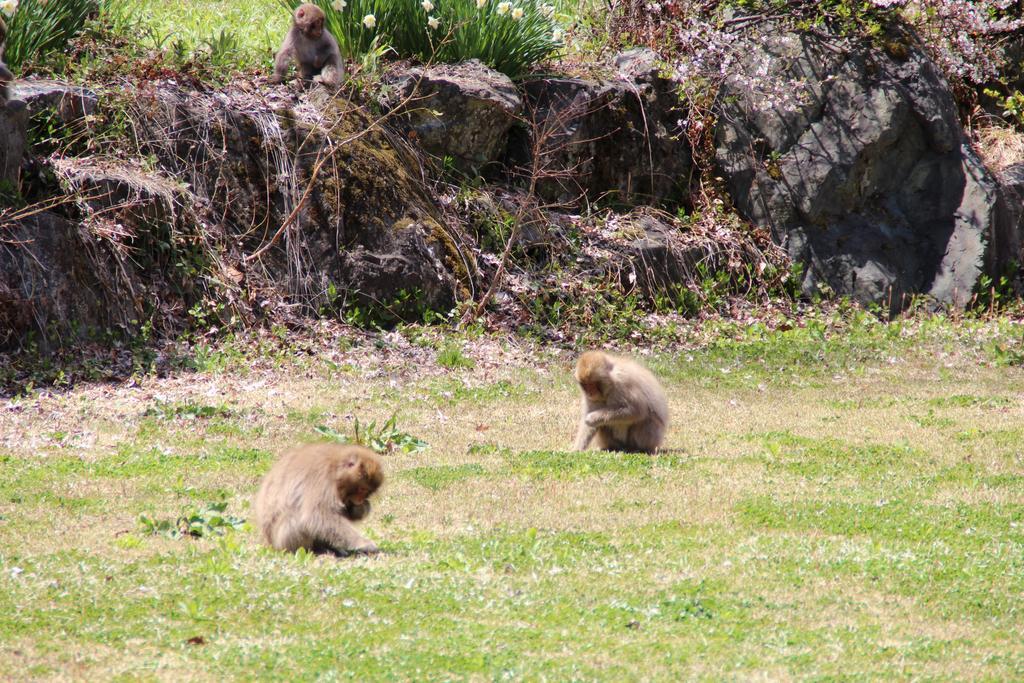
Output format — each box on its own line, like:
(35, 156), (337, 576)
(427, 15), (439, 29)
(476, 0), (486, 7)
(331, 0), (346, 10)
(541, 3), (554, 17)
(511, 6), (523, 19)
(496, 1), (510, 14)
(0, 0), (17, 16)
(362, 13), (376, 28)
(421, 0), (433, 11)
(552, 28), (563, 41)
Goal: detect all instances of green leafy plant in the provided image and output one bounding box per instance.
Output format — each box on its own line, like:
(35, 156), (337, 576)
(138, 502), (246, 539)
(2, 0), (98, 70)
(143, 400), (234, 421)
(315, 413), (428, 453)
(203, 27), (243, 68)
(971, 264), (1017, 314)
(281, 0), (560, 78)
(436, 343), (475, 369)
(983, 88), (1024, 128)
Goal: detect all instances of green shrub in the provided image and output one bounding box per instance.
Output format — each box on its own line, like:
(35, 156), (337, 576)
(2, 0), (98, 70)
(138, 502), (246, 539)
(281, 0), (560, 78)
(315, 413), (429, 454)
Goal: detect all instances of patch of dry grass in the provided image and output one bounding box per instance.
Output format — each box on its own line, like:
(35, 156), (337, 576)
(975, 119), (1024, 173)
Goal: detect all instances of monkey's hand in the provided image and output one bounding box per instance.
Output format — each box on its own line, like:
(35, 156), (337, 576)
(586, 407), (640, 428)
(352, 540), (380, 555)
(343, 500), (371, 521)
(574, 425), (595, 451)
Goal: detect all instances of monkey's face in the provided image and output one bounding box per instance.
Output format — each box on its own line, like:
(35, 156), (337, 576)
(295, 7), (325, 39)
(347, 485), (373, 506)
(303, 17), (323, 39)
(579, 380), (604, 401)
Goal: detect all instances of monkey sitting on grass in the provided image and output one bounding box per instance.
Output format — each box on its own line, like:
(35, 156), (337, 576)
(573, 351), (668, 454)
(255, 443), (383, 556)
(271, 3), (344, 87)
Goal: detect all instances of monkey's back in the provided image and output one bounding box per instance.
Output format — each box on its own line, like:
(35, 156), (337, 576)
(608, 357), (668, 452)
(612, 358), (668, 420)
(254, 443), (343, 546)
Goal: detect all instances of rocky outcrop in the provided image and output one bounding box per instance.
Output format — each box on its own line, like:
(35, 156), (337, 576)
(997, 162), (1024, 271)
(0, 81), (471, 347)
(617, 213), (708, 293)
(132, 83), (465, 321)
(520, 48), (692, 207)
(0, 98), (27, 189)
(0, 211), (143, 349)
(715, 31), (1016, 309)
(383, 59), (522, 175)
(1, 158), (217, 348)
(10, 80), (98, 123)
(5, 40), (1024, 351)
(600, 210), (784, 300)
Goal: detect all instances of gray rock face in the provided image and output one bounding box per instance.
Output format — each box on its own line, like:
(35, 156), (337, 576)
(0, 80), (468, 347)
(10, 79), (98, 123)
(1, 159), (210, 348)
(0, 98), (27, 189)
(384, 59), (522, 175)
(715, 32), (1012, 308)
(996, 162), (1024, 271)
(617, 213), (707, 293)
(521, 50), (691, 207)
(0, 212), (129, 348)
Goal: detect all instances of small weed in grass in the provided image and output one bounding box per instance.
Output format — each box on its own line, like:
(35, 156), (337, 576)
(428, 378), (525, 405)
(906, 410), (956, 428)
(404, 463), (488, 490)
(138, 502), (246, 539)
(754, 431), (922, 483)
(926, 394), (1014, 409)
(315, 413), (428, 454)
(502, 449), (687, 479)
(437, 344), (475, 369)
(143, 400), (234, 421)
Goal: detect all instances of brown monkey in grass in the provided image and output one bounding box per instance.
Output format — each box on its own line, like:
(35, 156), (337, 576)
(271, 3), (344, 86)
(573, 351), (668, 454)
(255, 443), (383, 556)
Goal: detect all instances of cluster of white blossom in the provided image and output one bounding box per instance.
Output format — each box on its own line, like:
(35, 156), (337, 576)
(665, 17), (813, 121)
(621, 0), (1023, 118)
(907, 0), (1024, 85)
(327, 0), (551, 33)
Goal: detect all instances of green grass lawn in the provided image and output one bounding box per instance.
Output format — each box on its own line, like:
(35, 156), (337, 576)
(2, 317), (1024, 679)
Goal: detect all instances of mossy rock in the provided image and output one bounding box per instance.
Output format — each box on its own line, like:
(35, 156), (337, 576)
(131, 83), (471, 324)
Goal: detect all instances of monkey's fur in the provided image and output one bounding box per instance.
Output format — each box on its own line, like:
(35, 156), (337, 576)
(255, 443), (383, 556)
(271, 3), (344, 86)
(573, 351), (668, 454)
(0, 17), (12, 103)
